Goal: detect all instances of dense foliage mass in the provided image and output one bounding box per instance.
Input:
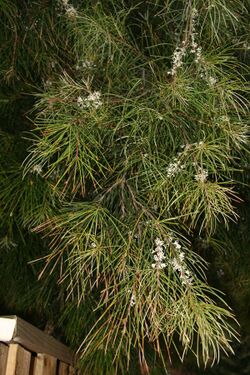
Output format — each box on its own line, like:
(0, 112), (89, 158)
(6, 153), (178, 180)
(0, 1), (249, 374)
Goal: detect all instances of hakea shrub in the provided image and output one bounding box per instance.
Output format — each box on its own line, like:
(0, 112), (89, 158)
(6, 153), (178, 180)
(0, 0), (249, 374)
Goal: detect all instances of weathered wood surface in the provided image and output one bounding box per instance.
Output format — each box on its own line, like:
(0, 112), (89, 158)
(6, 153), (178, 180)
(59, 361), (69, 375)
(0, 343), (8, 375)
(0, 316), (73, 365)
(5, 344), (31, 375)
(0, 344), (76, 375)
(34, 353), (57, 375)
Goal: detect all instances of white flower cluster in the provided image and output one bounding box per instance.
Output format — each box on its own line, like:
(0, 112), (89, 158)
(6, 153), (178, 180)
(208, 76), (217, 86)
(167, 142), (209, 182)
(190, 8), (203, 64)
(168, 41), (187, 76)
(31, 164), (43, 175)
(76, 60), (95, 70)
(194, 167), (208, 183)
(168, 8), (203, 76)
(180, 141), (204, 152)
(170, 240), (193, 286)
(77, 91), (103, 109)
(194, 47), (202, 63)
(61, 0), (77, 19)
(152, 238), (167, 270)
(200, 70), (218, 86)
(151, 236), (193, 286)
(166, 157), (185, 178)
(218, 116), (248, 144)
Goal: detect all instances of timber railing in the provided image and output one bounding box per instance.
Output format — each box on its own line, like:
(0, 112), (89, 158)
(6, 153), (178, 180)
(0, 316), (75, 375)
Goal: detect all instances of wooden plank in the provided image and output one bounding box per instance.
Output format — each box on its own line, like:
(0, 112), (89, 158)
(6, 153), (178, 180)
(4, 344), (17, 375)
(5, 343), (31, 375)
(34, 354), (43, 375)
(0, 316), (73, 365)
(68, 366), (75, 375)
(0, 343), (8, 375)
(34, 354), (57, 375)
(58, 361), (69, 375)
(15, 345), (31, 375)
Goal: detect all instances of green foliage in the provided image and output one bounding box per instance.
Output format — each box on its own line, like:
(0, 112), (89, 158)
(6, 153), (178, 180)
(0, 0), (249, 374)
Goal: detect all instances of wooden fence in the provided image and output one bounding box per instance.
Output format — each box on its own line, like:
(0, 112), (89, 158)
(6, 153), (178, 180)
(0, 316), (75, 375)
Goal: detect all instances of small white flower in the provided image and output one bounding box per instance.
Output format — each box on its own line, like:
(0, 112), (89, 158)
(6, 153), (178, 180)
(171, 258), (182, 271)
(208, 76), (217, 86)
(31, 164), (43, 175)
(65, 5), (77, 19)
(90, 242), (97, 248)
(152, 263), (167, 269)
(130, 293), (136, 307)
(220, 115), (230, 122)
(194, 168), (208, 183)
(179, 252), (185, 261)
(154, 252), (165, 262)
(158, 263), (167, 269)
(191, 42), (198, 52)
(77, 96), (83, 106)
(155, 238), (164, 247)
(194, 47), (202, 63)
(82, 60), (94, 68)
(44, 79), (52, 87)
(243, 42), (250, 50)
(153, 245), (162, 253)
(173, 240), (181, 250)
